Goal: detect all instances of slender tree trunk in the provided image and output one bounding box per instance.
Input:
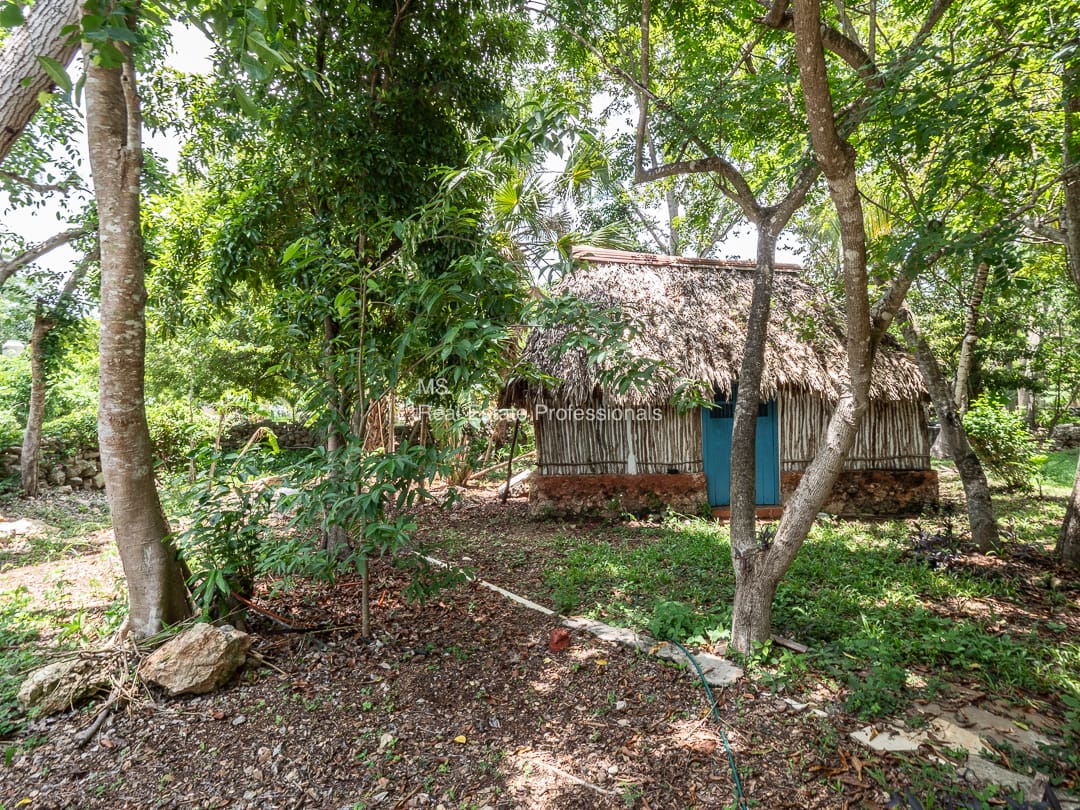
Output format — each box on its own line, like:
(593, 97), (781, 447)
(20, 308), (55, 497)
(322, 314), (350, 554)
(1061, 460), (1080, 567)
(0, 0), (82, 164)
(900, 311), (999, 551)
(85, 23), (190, 638)
(18, 250), (92, 497)
(728, 225), (778, 649)
(953, 260), (989, 414)
(1057, 52), (1080, 566)
(731, 0), (894, 653)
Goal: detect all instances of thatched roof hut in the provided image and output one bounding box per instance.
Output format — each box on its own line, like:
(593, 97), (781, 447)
(507, 247), (925, 409)
(512, 248), (937, 518)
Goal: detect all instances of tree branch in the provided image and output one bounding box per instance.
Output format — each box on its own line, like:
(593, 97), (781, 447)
(527, 2), (764, 223)
(1023, 220), (1067, 244)
(762, 12), (882, 89)
(0, 227), (90, 289)
(905, 0), (955, 58)
(0, 169), (84, 195)
(52, 242), (98, 314)
(762, 0), (789, 28)
(0, 0), (82, 164)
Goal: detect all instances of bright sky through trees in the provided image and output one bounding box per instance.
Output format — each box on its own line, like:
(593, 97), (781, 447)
(0, 23), (212, 276)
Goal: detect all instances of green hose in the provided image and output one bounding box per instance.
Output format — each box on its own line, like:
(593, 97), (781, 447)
(665, 637), (748, 810)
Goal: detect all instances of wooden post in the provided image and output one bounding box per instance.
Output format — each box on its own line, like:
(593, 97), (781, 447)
(501, 418), (521, 504)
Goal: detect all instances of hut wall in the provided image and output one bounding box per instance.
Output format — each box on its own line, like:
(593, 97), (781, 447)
(780, 392), (930, 472)
(536, 406), (702, 476)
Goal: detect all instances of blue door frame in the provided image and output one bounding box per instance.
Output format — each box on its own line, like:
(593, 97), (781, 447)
(701, 387), (780, 506)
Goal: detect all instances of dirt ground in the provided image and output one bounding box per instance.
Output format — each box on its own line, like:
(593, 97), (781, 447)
(0, 487), (1070, 809)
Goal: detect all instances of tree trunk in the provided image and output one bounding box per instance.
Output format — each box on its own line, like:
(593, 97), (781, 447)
(728, 226), (778, 650)
(730, 0), (889, 653)
(1058, 456), (1080, 567)
(20, 308), (55, 497)
(1057, 50), (1080, 567)
(85, 23), (190, 638)
(953, 260), (989, 414)
(19, 249), (91, 498)
(321, 314), (350, 554)
(900, 310), (999, 551)
(0, 0), (82, 164)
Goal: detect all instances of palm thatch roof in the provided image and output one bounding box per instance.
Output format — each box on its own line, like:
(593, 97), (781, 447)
(508, 247), (925, 408)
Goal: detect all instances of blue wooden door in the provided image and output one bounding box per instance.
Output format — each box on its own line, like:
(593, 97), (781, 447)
(701, 387), (780, 506)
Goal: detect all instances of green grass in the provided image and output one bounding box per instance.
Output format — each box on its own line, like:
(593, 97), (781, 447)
(539, 511), (1079, 720)
(0, 582), (126, 740)
(0, 588), (46, 739)
(0, 491), (121, 741)
(0, 492), (110, 571)
(1042, 448), (1078, 489)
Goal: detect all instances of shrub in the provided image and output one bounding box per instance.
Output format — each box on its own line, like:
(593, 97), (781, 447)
(38, 404), (220, 469)
(174, 448), (280, 617)
(0, 355), (31, 430)
(146, 403), (217, 469)
(648, 599), (705, 642)
(0, 411), (21, 448)
(963, 395), (1039, 490)
(41, 409), (98, 456)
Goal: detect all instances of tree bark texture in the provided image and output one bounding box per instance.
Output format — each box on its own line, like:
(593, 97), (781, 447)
(953, 260), (989, 414)
(1058, 52), (1080, 567)
(730, 0), (889, 654)
(900, 311), (999, 552)
(85, 27), (190, 637)
(20, 308), (55, 497)
(0, 0), (82, 164)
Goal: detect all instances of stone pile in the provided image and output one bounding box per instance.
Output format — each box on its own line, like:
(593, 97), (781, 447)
(2, 441), (105, 493)
(1052, 422), (1080, 450)
(221, 420), (315, 450)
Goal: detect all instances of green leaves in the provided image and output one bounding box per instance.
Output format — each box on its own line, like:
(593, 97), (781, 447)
(36, 55), (71, 95)
(0, 1), (24, 28)
(80, 10), (139, 67)
(963, 395), (1040, 491)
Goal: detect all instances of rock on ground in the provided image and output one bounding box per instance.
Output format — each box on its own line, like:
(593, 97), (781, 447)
(139, 623), (252, 696)
(17, 657), (111, 716)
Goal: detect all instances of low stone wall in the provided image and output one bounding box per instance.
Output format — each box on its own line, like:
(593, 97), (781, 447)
(781, 469), (938, 516)
(1052, 423), (1080, 450)
(222, 420), (315, 450)
(529, 469), (938, 519)
(2, 444), (105, 493)
(529, 473), (709, 517)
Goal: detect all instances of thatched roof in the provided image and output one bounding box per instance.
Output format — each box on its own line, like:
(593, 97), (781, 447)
(508, 247), (926, 408)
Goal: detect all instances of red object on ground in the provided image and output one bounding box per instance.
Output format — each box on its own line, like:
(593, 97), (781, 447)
(548, 627), (571, 652)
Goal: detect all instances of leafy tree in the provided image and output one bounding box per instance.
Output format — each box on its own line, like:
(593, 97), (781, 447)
(19, 247), (94, 495)
(150, 0), (538, 626)
(962, 394), (1039, 490)
(544, 0), (966, 651)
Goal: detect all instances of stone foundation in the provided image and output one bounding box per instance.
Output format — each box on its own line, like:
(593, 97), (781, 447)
(529, 473), (708, 517)
(530, 469), (938, 519)
(781, 469), (938, 516)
